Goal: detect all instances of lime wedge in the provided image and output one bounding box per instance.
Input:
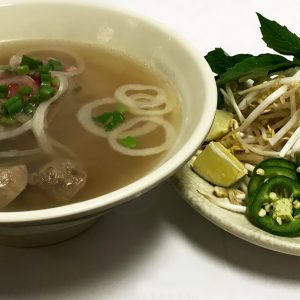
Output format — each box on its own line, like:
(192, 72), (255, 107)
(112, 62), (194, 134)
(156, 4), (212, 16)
(192, 141), (247, 187)
(205, 110), (233, 142)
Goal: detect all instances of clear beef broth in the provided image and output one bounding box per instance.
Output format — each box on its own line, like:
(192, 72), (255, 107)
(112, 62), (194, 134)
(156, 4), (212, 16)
(0, 40), (181, 211)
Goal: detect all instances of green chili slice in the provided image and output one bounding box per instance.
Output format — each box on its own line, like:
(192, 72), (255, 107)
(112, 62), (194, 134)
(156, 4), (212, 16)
(247, 176), (300, 237)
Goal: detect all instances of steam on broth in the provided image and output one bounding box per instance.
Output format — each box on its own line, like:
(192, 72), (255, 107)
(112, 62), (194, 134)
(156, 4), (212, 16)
(0, 40), (181, 211)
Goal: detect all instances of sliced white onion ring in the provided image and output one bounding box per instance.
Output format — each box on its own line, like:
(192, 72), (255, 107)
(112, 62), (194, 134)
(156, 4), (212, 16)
(108, 116), (175, 156)
(123, 92), (165, 109)
(77, 97), (117, 138)
(114, 84), (167, 108)
(129, 96), (174, 116)
(77, 97), (159, 138)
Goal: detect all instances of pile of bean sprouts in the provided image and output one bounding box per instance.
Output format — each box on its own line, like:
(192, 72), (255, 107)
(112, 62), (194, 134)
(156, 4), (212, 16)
(77, 84), (176, 156)
(199, 67), (300, 214)
(221, 68), (300, 162)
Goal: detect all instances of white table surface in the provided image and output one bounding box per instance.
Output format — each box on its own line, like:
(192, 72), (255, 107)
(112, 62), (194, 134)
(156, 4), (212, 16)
(1, 1), (300, 299)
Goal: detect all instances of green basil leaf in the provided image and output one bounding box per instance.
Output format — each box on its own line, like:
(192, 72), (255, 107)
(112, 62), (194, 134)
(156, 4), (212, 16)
(205, 48), (252, 75)
(257, 13), (300, 59)
(217, 53), (297, 85)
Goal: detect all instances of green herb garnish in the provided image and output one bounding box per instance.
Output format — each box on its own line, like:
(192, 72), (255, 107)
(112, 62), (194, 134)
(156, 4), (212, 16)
(0, 85), (8, 99)
(51, 76), (60, 87)
(0, 116), (16, 125)
(72, 86), (82, 94)
(16, 65), (30, 75)
(18, 85), (33, 96)
(93, 111), (125, 131)
(205, 13), (300, 108)
(120, 136), (137, 148)
(257, 13), (300, 59)
(23, 102), (36, 115)
(40, 73), (52, 87)
(20, 55), (42, 70)
(115, 103), (128, 114)
(38, 64), (51, 74)
(37, 86), (54, 101)
(47, 59), (64, 71)
(3, 95), (24, 116)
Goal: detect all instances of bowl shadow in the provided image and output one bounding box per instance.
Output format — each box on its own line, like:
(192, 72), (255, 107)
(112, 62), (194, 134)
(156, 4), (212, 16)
(164, 180), (300, 281)
(0, 180), (299, 299)
(0, 187), (164, 298)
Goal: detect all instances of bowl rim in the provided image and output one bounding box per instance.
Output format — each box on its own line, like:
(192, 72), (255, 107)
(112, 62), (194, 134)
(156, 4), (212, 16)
(0, 0), (217, 223)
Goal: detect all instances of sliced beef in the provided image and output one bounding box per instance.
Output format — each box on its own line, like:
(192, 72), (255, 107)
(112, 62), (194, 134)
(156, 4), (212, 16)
(29, 159), (87, 202)
(0, 165), (28, 208)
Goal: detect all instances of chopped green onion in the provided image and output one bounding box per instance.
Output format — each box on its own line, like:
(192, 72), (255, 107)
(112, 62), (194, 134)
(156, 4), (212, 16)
(47, 59), (64, 71)
(0, 85), (8, 98)
(40, 73), (52, 87)
(72, 86), (82, 94)
(0, 116), (16, 125)
(51, 76), (60, 87)
(93, 111), (125, 131)
(16, 65), (29, 75)
(38, 64), (51, 74)
(20, 55), (42, 70)
(18, 85), (33, 96)
(38, 86), (54, 101)
(115, 103), (128, 114)
(3, 95), (24, 116)
(23, 102), (36, 114)
(28, 95), (39, 104)
(120, 136), (137, 148)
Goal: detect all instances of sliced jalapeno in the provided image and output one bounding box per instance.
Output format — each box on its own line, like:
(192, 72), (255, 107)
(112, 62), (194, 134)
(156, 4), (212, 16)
(247, 176), (300, 237)
(256, 157), (296, 170)
(248, 166), (298, 202)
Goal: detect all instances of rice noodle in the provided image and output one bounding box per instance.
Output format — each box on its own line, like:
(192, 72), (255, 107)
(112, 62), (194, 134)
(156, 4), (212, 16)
(108, 116), (175, 156)
(32, 74), (68, 156)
